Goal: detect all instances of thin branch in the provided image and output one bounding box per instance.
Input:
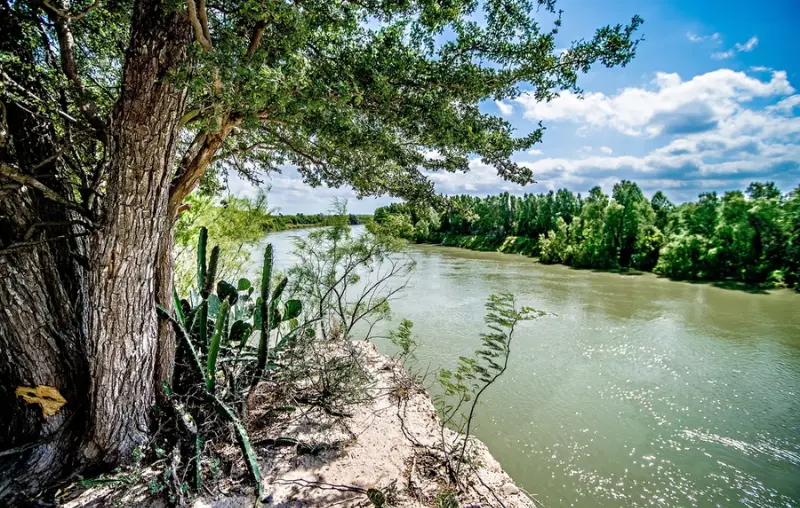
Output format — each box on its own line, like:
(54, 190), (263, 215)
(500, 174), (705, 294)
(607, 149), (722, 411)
(0, 230), (93, 256)
(213, 142), (276, 162)
(41, 0), (100, 20)
(46, 5), (107, 140)
(186, 0), (212, 51)
(24, 219), (94, 240)
(0, 162), (89, 216)
(0, 70), (80, 124)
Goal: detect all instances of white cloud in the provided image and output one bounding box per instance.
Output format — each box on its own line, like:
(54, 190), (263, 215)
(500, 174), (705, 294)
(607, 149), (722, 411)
(711, 49), (735, 60)
(433, 69), (799, 201)
(735, 36), (758, 52)
(527, 149), (543, 156)
(750, 66), (772, 72)
(515, 69), (793, 137)
(687, 32), (720, 43)
(495, 100), (514, 116)
(767, 95), (800, 114)
(712, 36), (758, 59)
(227, 168), (395, 214)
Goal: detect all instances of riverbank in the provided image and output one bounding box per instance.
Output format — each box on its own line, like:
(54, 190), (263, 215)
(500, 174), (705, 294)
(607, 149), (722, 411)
(58, 343), (533, 507)
(427, 233), (795, 291)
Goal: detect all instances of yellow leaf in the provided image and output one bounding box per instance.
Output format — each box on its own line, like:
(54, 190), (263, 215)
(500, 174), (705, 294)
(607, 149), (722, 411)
(15, 385), (67, 417)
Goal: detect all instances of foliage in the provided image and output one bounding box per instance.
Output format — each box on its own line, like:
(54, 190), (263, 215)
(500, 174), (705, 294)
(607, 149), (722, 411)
(435, 293), (543, 475)
(173, 191), (373, 295)
(159, 226), (307, 500)
(277, 202), (416, 412)
(377, 181), (800, 288)
(174, 190), (276, 294)
(1, 0), (643, 217)
(388, 319), (418, 362)
(289, 202), (415, 344)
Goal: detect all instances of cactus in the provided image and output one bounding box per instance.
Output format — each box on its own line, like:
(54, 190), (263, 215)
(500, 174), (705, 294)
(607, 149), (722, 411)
(173, 288), (186, 326)
(206, 300), (230, 392)
(216, 280), (238, 305)
(197, 227), (208, 291)
(230, 320), (253, 350)
(254, 245), (274, 383)
(197, 300), (208, 353)
(202, 245), (220, 299)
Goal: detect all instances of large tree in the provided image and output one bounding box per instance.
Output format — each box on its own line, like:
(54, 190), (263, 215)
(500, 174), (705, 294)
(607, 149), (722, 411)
(0, 0), (641, 499)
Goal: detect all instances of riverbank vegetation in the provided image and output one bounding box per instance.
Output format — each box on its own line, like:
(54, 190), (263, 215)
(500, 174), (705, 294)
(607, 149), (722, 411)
(172, 193), (370, 293)
(375, 181), (800, 289)
(57, 214), (536, 506)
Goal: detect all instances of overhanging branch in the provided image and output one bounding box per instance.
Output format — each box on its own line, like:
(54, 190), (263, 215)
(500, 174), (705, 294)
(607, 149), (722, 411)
(186, 0), (212, 51)
(45, 5), (108, 141)
(0, 162), (91, 217)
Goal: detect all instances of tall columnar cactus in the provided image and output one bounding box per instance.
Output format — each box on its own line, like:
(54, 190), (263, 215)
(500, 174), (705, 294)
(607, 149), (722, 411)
(197, 227), (208, 290)
(202, 246), (220, 299)
(255, 244), (274, 381)
(206, 300), (230, 392)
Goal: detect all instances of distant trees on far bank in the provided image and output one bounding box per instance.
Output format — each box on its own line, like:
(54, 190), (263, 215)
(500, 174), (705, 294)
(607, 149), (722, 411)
(375, 181), (800, 289)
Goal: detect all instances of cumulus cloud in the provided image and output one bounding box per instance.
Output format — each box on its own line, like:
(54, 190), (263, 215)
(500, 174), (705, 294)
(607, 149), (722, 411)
(227, 168), (395, 214)
(687, 32), (720, 43)
(495, 100), (514, 116)
(434, 69), (799, 201)
(515, 69), (793, 137)
(527, 149), (543, 156)
(712, 36), (758, 59)
(736, 36), (759, 52)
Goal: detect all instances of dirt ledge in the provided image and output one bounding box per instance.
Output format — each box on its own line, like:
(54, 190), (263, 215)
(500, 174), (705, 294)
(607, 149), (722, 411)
(60, 343), (534, 508)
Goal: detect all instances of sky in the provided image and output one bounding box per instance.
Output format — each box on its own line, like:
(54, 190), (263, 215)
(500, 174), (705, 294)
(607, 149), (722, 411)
(229, 0), (800, 214)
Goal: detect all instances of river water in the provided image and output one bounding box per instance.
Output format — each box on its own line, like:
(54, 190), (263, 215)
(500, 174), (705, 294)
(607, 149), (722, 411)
(259, 226), (800, 507)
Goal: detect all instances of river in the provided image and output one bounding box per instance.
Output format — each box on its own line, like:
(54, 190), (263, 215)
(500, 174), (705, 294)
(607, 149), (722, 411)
(257, 226), (800, 507)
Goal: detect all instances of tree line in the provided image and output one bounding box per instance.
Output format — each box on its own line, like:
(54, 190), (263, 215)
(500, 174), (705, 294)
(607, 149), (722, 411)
(375, 181), (800, 288)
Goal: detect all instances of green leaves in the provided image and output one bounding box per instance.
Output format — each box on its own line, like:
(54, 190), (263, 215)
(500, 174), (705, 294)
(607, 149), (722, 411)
(216, 280), (238, 305)
(284, 300), (302, 321)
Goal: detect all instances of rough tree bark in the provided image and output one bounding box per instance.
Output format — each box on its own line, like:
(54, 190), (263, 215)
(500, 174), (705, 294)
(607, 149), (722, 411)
(82, 0), (191, 462)
(0, 0), (191, 500)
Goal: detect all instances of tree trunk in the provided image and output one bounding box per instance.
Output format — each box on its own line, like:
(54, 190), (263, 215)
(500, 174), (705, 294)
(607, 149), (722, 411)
(0, 0), (191, 499)
(0, 101), (91, 499)
(83, 0), (191, 465)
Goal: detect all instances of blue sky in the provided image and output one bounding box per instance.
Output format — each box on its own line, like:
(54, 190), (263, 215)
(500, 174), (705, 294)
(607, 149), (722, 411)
(230, 0), (800, 214)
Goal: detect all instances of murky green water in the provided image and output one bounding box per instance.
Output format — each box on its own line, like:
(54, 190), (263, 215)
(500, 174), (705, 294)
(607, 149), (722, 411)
(260, 227), (800, 507)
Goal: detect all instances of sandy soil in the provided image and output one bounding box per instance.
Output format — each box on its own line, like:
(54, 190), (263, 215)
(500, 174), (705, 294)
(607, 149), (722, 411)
(60, 343), (534, 508)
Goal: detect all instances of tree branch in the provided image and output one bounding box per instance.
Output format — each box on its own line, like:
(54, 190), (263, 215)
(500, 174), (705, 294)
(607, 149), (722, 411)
(247, 22), (266, 57)
(0, 229), (93, 256)
(0, 162), (90, 216)
(169, 115), (240, 212)
(41, 0), (100, 20)
(46, 4), (108, 141)
(186, 0), (212, 51)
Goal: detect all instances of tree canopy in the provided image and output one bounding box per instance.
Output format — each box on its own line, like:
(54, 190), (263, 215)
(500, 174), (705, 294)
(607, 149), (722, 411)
(2, 0), (642, 211)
